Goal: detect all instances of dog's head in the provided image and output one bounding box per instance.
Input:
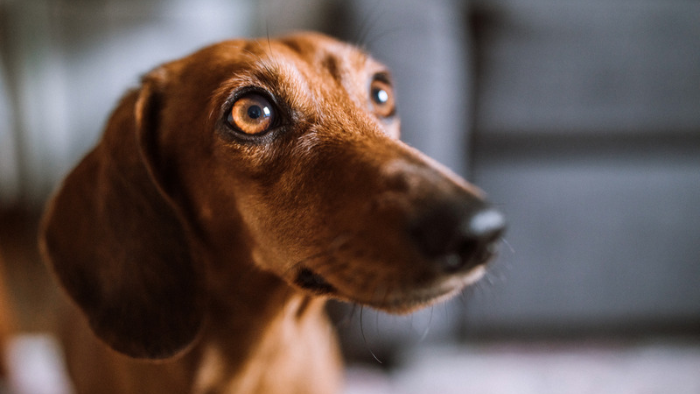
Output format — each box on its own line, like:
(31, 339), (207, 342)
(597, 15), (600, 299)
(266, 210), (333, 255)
(41, 32), (504, 360)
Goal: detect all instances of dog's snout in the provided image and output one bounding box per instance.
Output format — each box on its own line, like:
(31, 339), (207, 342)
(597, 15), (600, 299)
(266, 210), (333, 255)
(466, 208), (507, 245)
(409, 201), (506, 273)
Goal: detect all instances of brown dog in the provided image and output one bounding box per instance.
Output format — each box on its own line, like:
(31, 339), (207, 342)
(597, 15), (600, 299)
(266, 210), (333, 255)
(40, 32), (505, 394)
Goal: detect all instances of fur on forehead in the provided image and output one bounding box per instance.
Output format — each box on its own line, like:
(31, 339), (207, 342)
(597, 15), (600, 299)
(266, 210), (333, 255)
(208, 38), (388, 123)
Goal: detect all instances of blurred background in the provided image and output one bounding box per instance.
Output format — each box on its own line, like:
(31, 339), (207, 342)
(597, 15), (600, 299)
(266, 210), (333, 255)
(1, 0), (699, 393)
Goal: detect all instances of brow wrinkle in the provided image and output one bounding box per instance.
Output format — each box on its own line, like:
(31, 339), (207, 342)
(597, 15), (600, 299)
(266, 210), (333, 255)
(321, 54), (343, 85)
(278, 38), (306, 55)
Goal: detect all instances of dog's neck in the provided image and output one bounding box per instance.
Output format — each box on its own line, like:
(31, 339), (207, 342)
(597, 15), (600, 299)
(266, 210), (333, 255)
(192, 251), (342, 394)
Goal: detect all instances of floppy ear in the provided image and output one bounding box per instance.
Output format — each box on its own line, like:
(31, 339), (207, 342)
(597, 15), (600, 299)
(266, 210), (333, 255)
(40, 72), (204, 360)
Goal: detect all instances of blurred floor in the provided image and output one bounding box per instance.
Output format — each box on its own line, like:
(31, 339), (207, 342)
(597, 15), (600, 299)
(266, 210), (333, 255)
(3, 334), (700, 394)
(345, 340), (700, 394)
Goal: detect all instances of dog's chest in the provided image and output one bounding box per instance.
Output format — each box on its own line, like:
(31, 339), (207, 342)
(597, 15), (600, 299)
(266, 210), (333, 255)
(194, 312), (343, 394)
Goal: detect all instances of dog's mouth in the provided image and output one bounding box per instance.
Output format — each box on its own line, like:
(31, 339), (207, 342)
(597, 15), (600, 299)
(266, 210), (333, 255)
(295, 268), (337, 295)
(361, 264), (488, 313)
(293, 261), (488, 313)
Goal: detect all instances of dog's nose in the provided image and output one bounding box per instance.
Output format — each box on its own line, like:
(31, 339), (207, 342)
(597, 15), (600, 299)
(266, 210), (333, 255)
(409, 201), (506, 273)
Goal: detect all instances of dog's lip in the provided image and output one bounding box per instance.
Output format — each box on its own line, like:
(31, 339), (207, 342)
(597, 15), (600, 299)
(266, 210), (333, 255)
(336, 264), (487, 313)
(384, 265), (486, 312)
(294, 267), (337, 295)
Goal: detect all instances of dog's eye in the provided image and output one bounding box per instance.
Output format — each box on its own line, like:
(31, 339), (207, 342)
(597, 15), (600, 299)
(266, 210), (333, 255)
(370, 78), (395, 118)
(227, 94), (275, 135)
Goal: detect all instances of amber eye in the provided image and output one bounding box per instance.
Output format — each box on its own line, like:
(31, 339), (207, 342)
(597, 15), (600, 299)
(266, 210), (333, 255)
(227, 94), (275, 135)
(370, 78), (395, 118)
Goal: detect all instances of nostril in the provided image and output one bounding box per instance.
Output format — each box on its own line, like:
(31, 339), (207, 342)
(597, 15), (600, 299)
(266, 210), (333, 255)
(409, 202), (506, 273)
(408, 203), (462, 259)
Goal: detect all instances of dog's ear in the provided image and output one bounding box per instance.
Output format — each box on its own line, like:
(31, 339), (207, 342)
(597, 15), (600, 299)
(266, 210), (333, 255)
(40, 71), (204, 360)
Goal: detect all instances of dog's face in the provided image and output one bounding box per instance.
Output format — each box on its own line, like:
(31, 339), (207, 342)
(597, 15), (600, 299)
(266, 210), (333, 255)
(147, 33), (504, 313)
(42, 32), (504, 359)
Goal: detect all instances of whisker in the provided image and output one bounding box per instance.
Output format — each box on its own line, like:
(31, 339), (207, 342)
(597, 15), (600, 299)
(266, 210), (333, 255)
(476, 276), (492, 296)
(375, 306), (381, 334)
(502, 237), (515, 254)
(360, 306), (383, 364)
(484, 258), (510, 287)
(418, 306), (434, 343)
(485, 273), (495, 286)
(352, 0), (387, 48)
(240, 48), (279, 81)
(265, 20), (272, 55)
(360, 26), (410, 51)
(458, 284), (476, 306)
(335, 303), (359, 329)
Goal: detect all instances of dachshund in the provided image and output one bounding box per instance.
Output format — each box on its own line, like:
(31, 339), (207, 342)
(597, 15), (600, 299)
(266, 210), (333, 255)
(40, 32), (505, 394)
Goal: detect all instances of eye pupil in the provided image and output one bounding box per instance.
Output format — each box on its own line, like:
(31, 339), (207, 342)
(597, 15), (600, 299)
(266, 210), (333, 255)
(369, 77), (395, 118)
(373, 88), (389, 104)
(247, 105), (263, 119)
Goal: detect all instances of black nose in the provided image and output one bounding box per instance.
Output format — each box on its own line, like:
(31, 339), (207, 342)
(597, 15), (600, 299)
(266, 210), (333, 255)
(409, 201), (506, 273)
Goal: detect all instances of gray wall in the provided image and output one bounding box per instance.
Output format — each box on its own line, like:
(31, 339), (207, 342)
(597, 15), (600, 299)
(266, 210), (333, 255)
(463, 0), (700, 336)
(0, 0), (257, 205)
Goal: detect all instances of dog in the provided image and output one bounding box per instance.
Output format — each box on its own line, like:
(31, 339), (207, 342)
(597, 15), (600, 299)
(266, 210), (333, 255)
(40, 32), (505, 394)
